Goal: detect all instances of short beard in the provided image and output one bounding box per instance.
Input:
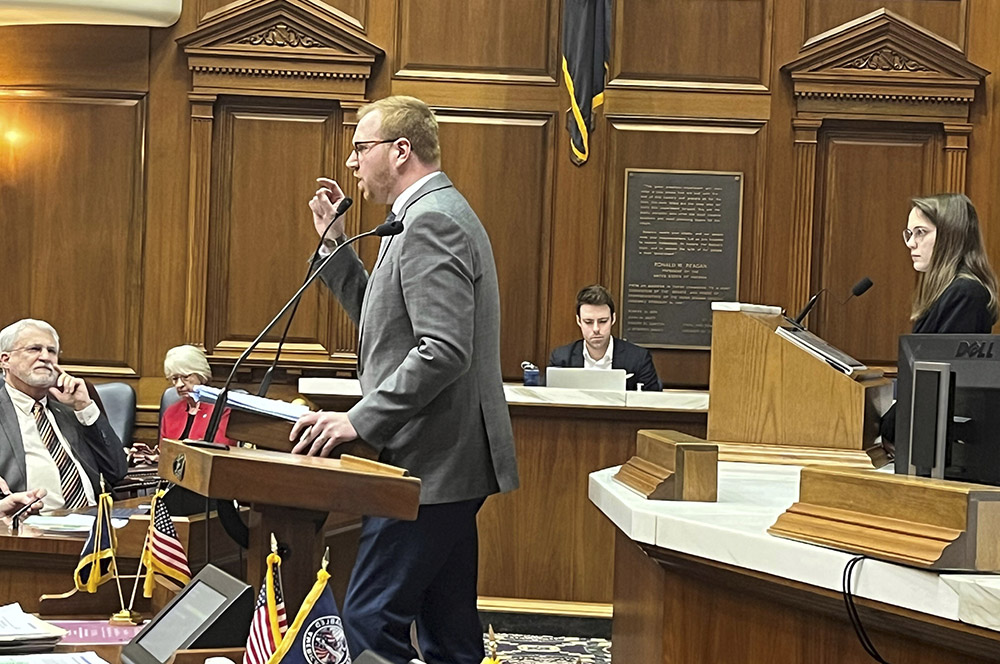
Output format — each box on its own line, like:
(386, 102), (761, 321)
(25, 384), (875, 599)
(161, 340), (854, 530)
(21, 366), (56, 389)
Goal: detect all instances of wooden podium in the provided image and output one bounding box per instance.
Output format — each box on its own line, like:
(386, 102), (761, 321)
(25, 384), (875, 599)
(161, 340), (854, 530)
(157, 439), (421, 609)
(708, 309), (893, 467)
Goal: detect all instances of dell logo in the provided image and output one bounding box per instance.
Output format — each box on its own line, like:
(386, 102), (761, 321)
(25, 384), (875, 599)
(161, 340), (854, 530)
(956, 341), (995, 358)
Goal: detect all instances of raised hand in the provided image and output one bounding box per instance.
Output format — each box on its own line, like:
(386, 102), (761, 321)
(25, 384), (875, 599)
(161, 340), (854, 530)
(48, 365), (93, 411)
(310, 177), (348, 240)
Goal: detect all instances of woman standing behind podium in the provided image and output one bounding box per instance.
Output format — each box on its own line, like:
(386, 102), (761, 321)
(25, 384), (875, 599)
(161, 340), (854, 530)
(881, 193), (999, 450)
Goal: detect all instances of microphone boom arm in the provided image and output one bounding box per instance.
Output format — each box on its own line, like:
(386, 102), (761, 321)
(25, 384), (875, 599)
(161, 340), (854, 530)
(202, 222), (396, 443)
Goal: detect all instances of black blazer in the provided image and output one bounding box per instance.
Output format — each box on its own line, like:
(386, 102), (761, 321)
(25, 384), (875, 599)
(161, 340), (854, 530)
(548, 337), (662, 391)
(0, 378), (128, 495)
(881, 277), (995, 443)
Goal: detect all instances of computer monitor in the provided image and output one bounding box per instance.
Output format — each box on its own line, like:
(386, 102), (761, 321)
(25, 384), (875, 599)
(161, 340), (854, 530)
(895, 334), (1000, 486)
(120, 565), (252, 664)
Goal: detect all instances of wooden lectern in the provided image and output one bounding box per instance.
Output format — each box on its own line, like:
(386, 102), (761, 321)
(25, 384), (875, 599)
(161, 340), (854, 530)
(157, 439), (421, 609)
(708, 309), (893, 467)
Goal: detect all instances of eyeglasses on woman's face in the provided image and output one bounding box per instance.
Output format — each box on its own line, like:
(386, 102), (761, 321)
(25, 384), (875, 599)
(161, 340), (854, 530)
(903, 227), (935, 244)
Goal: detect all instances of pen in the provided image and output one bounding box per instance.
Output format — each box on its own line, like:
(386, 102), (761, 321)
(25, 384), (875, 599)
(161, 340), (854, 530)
(9, 496), (44, 526)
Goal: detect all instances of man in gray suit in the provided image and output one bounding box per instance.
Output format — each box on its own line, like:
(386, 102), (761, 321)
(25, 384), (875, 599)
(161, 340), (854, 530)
(0, 319), (127, 513)
(289, 96), (518, 663)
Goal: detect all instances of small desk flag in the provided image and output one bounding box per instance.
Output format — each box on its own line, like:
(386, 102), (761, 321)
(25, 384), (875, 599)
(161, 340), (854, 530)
(245, 549), (289, 664)
(74, 490), (117, 592)
(142, 489), (191, 597)
(266, 553), (351, 664)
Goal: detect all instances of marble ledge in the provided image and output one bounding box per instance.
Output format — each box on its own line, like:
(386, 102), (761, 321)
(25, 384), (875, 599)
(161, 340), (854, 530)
(589, 463), (1000, 628)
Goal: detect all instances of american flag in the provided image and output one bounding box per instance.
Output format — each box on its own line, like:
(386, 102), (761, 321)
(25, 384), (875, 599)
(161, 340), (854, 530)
(142, 490), (191, 597)
(244, 552), (288, 664)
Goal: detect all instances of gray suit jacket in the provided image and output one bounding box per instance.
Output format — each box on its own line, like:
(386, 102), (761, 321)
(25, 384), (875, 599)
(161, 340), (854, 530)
(0, 378), (128, 495)
(319, 172), (518, 504)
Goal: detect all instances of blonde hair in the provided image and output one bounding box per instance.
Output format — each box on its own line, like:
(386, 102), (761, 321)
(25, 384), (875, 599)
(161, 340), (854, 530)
(163, 345), (212, 382)
(358, 96), (441, 166)
(910, 193), (998, 322)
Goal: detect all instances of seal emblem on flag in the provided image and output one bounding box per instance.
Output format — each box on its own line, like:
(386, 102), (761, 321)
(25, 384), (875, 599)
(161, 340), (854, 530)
(302, 615), (350, 664)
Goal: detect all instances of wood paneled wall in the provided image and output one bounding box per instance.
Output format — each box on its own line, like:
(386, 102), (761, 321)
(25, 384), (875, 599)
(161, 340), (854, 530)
(4, 0), (1000, 439)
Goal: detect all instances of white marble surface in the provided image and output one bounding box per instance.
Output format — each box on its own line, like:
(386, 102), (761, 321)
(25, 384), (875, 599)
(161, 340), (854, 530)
(0, 0), (181, 26)
(590, 462), (1000, 630)
(300, 378), (709, 411)
(942, 575), (1000, 632)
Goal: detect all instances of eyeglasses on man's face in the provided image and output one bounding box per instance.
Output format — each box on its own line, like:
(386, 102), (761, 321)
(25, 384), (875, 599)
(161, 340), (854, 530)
(9, 344), (60, 358)
(903, 227), (935, 244)
(351, 138), (400, 158)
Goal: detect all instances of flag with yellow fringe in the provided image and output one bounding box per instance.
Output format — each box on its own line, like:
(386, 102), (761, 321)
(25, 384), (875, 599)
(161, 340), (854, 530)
(74, 489), (116, 592)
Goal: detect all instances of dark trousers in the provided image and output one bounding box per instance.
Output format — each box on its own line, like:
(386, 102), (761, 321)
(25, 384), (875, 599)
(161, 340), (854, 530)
(342, 498), (485, 664)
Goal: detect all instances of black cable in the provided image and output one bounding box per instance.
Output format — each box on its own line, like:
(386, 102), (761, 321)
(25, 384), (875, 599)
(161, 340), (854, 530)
(842, 555), (893, 663)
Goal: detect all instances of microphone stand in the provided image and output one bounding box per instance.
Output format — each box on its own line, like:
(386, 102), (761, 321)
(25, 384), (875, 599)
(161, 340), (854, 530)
(201, 219), (402, 443)
(258, 199), (353, 397)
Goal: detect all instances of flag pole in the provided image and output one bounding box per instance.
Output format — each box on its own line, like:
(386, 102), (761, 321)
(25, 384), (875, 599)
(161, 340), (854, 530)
(106, 475), (141, 625)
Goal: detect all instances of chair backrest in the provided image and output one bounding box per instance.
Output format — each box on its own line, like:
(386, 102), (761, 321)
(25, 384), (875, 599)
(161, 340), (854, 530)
(93, 382), (137, 445)
(159, 386), (183, 431)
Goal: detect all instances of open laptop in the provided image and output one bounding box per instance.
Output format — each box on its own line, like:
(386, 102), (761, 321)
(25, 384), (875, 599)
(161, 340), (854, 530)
(545, 367), (627, 391)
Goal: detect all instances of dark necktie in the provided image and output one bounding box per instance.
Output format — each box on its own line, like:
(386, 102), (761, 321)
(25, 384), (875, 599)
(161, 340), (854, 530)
(32, 402), (88, 509)
(375, 211), (397, 267)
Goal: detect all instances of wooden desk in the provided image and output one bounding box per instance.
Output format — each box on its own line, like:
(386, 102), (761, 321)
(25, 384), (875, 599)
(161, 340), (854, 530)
(0, 505), (239, 616)
(614, 534), (1000, 663)
(593, 463), (1000, 663)
(301, 380), (708, 613)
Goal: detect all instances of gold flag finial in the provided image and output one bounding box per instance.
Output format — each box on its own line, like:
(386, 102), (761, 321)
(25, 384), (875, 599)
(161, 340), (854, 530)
(270, 533), (278, 554)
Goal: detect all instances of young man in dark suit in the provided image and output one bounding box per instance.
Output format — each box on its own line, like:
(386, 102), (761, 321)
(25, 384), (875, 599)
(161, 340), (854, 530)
(549, 284), (662, 391)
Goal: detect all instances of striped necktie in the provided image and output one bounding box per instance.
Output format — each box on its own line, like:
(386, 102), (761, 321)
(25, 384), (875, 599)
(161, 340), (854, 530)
(32, 402), (88, 509)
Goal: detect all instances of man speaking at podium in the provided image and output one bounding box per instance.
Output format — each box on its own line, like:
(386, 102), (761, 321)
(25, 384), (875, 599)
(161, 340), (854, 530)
(289, 96), (519, 663)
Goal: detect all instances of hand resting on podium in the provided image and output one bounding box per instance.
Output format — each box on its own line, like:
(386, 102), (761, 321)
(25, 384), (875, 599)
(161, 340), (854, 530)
(290, 410), (359, 457)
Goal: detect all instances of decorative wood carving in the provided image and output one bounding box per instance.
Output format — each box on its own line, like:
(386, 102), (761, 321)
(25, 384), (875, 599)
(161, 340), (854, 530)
(784, 9), (988, 119)
(781, 8), (988, 310)
(177, 0), (383, 99)
(176, 0), (384, 362)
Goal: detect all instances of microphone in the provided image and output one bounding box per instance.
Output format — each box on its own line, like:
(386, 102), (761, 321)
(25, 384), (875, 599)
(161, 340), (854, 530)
(203, 211), (403, 442)
(842, 276), (873, 304)
(792, 277), (874, 328)
(258, 197), (353, 397)
(792, 289), (826, 326)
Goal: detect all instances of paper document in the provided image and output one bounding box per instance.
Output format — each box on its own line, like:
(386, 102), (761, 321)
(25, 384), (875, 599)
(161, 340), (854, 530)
(194, 385), (310, 421)
(0, 604), (67, 655)
(21, 514), (128, 533)
(0, 652), (111, 664)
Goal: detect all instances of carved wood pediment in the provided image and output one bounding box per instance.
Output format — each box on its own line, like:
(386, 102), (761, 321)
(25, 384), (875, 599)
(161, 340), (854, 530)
(782, 9), (988, 119)
(177, 0), (384, 99)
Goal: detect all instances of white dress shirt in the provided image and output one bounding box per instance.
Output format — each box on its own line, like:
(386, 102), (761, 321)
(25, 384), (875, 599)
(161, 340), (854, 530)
(583, 337), (615, 371)
(5, 382), (99, 512)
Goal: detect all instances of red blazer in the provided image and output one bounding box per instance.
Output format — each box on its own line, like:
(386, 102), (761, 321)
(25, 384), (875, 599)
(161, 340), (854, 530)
(160, 399), (235, 446)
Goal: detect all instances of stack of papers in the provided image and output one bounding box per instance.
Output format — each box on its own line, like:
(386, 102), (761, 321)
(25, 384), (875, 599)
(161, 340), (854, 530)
(0, 654), (111, 664)
(20, 514), (128, 534)
(0, 604), (67, 654)
(193, 385), (310, 422)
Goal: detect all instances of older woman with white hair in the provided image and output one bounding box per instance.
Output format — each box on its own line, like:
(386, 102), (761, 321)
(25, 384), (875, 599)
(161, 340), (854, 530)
(160, 345), (234, 445)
